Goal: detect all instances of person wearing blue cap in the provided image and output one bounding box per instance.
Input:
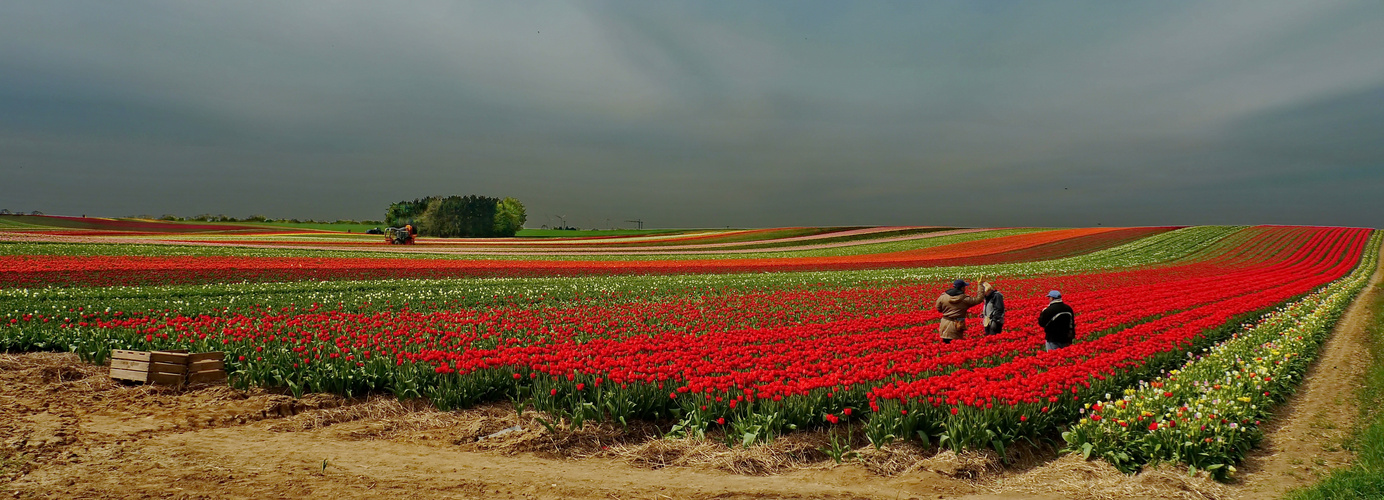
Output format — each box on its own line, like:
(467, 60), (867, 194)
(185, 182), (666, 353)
(935, 278), (983, 344)
(1037, 290), (1076, 351)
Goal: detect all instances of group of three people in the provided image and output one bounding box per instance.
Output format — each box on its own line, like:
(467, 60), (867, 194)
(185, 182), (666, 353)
(934, 279), (1075, 351)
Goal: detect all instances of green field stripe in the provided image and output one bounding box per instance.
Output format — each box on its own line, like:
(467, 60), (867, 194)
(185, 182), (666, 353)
(0, 226), (1249, 314)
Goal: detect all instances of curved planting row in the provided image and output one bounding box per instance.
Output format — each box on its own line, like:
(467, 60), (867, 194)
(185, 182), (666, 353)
(171, 226), (891, 249)
(1061, 234), (1380, 479)
(860, 227), (1370, 450)
(0, 227), (1172, 287)
(0, 228), (1249, 374)
(0, 226), (1371, 460)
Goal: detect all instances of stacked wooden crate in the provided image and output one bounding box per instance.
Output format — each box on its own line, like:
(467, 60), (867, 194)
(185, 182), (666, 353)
(186, 352), (228, 384)
(109, 350), (227, 385)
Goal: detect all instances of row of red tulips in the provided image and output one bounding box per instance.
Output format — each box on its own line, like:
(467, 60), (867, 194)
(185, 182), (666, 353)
(860, 226), (1370, 449)
(3, 226), (1368, 454)
(1061, 236), (1378, 479)
(33, 227), (1285, 394)
(1, 225), (1372, 464)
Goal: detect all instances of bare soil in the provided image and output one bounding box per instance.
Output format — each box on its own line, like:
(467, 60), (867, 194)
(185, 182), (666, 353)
(2, 245), (1378, 499)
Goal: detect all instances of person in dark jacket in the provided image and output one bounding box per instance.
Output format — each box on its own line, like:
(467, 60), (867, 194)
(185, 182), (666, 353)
(1036, 290), (1075, 350)
(935, 279), (983, 344)
(980, 282), (1005, 336)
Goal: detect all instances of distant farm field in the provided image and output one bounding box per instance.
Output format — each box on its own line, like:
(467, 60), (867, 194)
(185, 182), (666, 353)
(0, 215), (1377, 487)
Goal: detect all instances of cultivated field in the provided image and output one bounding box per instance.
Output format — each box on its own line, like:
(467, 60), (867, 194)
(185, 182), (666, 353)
(1, 215), (1379, 499)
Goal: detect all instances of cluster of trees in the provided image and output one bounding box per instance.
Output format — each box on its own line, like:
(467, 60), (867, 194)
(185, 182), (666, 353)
(386, 195), (527, 238)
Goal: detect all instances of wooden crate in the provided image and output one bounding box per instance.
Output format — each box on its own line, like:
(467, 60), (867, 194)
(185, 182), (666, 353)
(110, 359), (187, 374)
(187, 351), (228, 385)
(150, 351), (190, 365)
(108, 367), (149, 383)
(188, 359), (225, 372)
(109, 350), (226, 386)
(188, 351), (223, 363)
(188, 370), (229, 384)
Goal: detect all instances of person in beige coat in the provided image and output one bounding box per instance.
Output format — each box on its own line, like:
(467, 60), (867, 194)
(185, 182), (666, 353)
(935, 279), (983, 344)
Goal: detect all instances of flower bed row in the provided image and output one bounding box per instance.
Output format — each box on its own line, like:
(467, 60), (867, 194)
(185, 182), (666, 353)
(0, 228), (1167, 288)
(3, 228), (1367, 454)
(0, 226), (1372, 459)
(1061, 232), (1381, 479)
(0, 226), (1247, 356)
(855, 227), (1370, 451)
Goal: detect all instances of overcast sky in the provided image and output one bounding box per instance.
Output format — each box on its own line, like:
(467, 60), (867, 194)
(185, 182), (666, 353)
(1, 1), (1381, 229)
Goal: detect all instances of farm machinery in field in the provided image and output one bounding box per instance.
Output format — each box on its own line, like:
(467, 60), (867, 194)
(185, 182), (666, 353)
(384, 225), (415, 244)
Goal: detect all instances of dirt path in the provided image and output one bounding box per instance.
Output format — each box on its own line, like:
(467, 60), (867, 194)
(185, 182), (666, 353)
(1227, 243), (1384, 498)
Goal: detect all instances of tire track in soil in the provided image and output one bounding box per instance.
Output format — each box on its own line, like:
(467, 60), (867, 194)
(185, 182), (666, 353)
(1228, 242), (1384, 499)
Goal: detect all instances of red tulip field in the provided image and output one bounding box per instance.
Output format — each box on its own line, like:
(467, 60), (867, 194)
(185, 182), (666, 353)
(1, 217), (1379, 493)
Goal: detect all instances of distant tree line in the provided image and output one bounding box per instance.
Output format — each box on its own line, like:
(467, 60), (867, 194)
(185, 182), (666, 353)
(154, 214), (383, 225)
(386, 195), (526, 238)
(0, 210), (386, 225)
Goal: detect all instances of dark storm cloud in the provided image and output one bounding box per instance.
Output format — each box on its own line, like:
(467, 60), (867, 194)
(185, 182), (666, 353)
(1, 1), (1381, 228)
